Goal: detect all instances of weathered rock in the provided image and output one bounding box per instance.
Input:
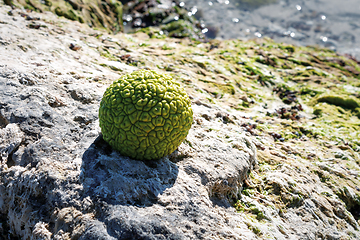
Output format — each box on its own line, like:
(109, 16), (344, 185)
(0, 124), (24, 164)
(0, 5), (256, 240)
(0, 61), (257, 239)
(1, 3), (360, 240)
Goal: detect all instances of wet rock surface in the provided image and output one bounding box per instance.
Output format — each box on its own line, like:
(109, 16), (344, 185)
(1, 3), (360, 240)
(4, 0), (206, 40)
(122, 0), (205, 39)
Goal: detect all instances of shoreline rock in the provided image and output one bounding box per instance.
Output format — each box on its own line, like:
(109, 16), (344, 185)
(0, 3), (360, 239)
(0, 5), (256, 239)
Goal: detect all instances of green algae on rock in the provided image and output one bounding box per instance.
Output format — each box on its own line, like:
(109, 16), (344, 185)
(316, 95), (360, 110)
(99, 70), (193, 160)
(5, 0), (123, 33)
(2, 4), (360, 238)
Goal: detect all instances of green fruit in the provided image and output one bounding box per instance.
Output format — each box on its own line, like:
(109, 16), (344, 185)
(99, 70), (193, 160)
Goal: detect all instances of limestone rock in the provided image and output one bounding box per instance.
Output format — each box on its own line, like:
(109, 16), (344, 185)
(0, 62), (256, 239)
(0, 5), (256, 239)
(1, 3), (360, 240)
(0, 124), (24, 164)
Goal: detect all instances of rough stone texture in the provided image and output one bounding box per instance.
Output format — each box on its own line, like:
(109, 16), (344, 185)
(0, 5), (256, 240)
(0, 61), (256, 239)
(1, 3), (360, 240)
(0, 124), (24, 163)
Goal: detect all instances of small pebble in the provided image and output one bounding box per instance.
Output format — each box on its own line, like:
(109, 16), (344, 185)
(70, 43), (81, 51)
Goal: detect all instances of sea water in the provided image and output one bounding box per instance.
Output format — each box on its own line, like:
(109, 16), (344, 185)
(181, 0), (360, 57)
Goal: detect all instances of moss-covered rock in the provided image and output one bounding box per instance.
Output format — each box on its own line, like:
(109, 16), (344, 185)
(5, 0), (123, 33)
(2, 5), (360, 238)
(99, 70), (193, 160)
(316, 95), (360, 110)
(161, 19), (201, 39)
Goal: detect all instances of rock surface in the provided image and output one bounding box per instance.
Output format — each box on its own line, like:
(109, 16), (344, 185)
(0, 5), (256, 240)
(0, 2), (360, 240)
(4, 0), (123, 33)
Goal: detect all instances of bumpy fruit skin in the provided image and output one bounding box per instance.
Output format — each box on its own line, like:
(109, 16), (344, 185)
(99, 70), (193, 160)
